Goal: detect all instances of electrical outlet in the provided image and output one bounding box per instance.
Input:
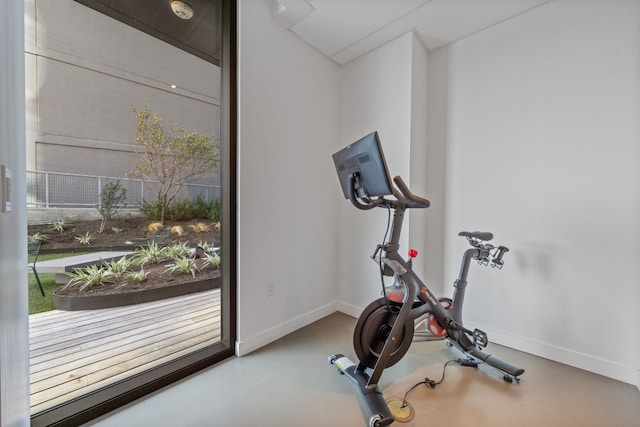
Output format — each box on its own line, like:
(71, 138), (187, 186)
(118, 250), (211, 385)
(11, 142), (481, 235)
(266, 282), (276, 297)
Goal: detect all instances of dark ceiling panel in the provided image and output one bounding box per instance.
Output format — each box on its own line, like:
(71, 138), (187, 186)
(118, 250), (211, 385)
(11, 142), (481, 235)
(74, 0), (221, 65)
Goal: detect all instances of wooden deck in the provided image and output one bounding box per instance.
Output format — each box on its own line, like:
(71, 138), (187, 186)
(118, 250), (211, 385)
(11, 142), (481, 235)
(28, 289), (221, 414)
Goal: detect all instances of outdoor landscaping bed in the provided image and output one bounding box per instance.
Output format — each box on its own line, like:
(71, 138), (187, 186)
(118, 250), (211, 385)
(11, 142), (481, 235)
(29, 217), (223, 310)
(29, 217), (220, 253)
(53, 270), (221, 311)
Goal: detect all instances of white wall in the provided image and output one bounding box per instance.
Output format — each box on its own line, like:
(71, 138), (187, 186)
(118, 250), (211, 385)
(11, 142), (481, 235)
(336, 31), (435, 315)
(437, 0), (640, 385)
(0, 0), (30, 425)
(236, 0), (342, 354)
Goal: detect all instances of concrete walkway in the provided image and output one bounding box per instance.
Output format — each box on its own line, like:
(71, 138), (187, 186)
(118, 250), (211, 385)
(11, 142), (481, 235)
(36, 251), (136, 284)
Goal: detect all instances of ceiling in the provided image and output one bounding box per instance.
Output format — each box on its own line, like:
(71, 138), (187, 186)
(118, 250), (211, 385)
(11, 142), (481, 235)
(272, 0), (551, 65)
(72, 0), (551, 67)
(74, 0), (222, 65)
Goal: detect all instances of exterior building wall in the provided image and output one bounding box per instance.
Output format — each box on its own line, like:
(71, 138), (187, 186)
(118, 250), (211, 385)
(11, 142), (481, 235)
(24, 0), (220, 184)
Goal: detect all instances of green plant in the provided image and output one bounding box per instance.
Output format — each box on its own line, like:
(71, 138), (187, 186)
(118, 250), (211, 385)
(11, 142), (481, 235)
(75, 231), (94, 246)
(164, 257), (199, 278)
(135, 241), (169, 265)
(193, 195), (210, 218)
(28, 232), (49, 243)
(167, 198), (195, 221)
(208, 199), (221, 222)
(52, 219), (71, 233)
(140, 200), (162, 220)
(164, 242), (190, 260)
(97, 180), (127, 233)
(139, 197), (220, 222)
(128, 105), (220, 225)
(201, 252), (221, 270)
(101, 256), (136, 274)
(121, 268), (148, 286)
(63, 265), (115, 291)
(111, 227), (124, 234)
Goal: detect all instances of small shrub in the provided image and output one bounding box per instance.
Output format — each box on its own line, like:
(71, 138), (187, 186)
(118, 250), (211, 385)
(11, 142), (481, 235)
(97, 180), (126, 233)
(164, 243), (190, 260)
(139, 197), (220, 222)
(101, 256), (136, 274)
(140, 200), (162, 220)
(135, 241), (168, 265)
(121, 268), (148, 286)
(164, 257), (199, 278)
(63, 265), (115, 291)
(201, 253), (221, 270)
(189, 222), (211, 233)
(167, 198), (194, 221)
(193, 195), (210, 218)
(75, 231), (93, 246)
(170, 225), (185, 236)
(147, 222), (163, 233)
(52, 219), (71, 233)
(208, 199), (221, 222)
(28, 233), (49, 243)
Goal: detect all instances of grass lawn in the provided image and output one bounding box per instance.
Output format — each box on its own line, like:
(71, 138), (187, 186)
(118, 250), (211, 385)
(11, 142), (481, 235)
(28, 252), (88, 315)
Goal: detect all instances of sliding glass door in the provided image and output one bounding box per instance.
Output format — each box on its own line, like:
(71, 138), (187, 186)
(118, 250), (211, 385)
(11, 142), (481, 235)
(27, 1), (236, 425)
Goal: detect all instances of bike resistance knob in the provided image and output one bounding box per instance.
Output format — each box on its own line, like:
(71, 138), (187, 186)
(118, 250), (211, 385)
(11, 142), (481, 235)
(408, 249), (418, 258)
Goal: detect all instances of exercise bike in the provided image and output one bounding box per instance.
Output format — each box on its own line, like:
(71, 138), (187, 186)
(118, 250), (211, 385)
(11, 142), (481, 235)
(328, 132), (524, 427)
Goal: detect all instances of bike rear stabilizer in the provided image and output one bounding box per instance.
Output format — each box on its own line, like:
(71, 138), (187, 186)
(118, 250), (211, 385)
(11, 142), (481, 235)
(329, 354), (395, 427)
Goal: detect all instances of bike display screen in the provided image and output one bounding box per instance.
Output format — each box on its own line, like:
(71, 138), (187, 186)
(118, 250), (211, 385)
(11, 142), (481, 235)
(332, 131), (393, 199)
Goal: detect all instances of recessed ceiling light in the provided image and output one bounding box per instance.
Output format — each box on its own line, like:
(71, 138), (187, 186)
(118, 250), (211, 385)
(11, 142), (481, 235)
(171, 1), (194, 20)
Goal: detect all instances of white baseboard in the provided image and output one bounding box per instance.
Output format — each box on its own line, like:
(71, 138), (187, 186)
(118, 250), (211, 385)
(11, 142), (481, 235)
(235, 302), (338, 356)
(336, 301), (361, 318)
(467, 321), (638, 386)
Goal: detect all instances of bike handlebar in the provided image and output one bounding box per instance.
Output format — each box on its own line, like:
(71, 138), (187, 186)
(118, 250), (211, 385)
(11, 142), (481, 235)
(392, 176), (430, 208)
(348, 173), (430, 210)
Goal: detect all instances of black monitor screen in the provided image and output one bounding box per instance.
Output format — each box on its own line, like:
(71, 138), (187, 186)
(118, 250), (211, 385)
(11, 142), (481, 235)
(332, 131), (393, 199)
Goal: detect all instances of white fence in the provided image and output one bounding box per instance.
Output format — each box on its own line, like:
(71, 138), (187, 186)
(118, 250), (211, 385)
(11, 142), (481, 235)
(26, 171), (220, 209)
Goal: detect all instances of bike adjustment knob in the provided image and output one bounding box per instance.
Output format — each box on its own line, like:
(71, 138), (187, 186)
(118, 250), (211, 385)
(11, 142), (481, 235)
(408, 249), (418, 258)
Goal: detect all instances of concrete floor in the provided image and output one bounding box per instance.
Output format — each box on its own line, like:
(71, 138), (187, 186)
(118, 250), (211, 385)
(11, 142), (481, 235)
(85, 312), (640, 427)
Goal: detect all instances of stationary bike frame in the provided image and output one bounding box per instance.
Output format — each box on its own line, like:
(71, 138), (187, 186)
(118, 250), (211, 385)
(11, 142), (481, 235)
(330, 173), (524, 427)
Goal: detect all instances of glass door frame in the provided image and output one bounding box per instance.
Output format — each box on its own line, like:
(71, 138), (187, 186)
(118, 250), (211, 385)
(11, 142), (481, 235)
(30, 1), (237, 425)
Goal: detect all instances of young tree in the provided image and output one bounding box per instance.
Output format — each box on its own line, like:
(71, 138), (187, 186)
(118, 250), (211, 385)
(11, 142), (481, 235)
(97, 180), (127, 233)
(128, 105), (220, 225)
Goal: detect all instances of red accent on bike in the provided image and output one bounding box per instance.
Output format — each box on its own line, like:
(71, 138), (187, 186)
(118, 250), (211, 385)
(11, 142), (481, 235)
(387, 292), (404, 303)
(408, 249), (418, 258)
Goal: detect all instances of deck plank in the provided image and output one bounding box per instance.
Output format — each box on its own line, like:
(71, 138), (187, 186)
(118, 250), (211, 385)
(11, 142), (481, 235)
(29, 289), (221, 414)
(30, 295), (218, 354)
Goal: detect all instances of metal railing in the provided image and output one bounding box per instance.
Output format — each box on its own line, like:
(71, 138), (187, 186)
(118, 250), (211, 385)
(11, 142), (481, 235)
(26, 171), (220, 209)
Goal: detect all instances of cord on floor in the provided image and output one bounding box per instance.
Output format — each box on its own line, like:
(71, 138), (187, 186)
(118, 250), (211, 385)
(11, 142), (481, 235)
(400, 358), (482, 408)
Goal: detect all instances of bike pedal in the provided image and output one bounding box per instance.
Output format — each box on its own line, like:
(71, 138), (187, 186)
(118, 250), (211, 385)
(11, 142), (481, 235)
(473, 328), (488, 348)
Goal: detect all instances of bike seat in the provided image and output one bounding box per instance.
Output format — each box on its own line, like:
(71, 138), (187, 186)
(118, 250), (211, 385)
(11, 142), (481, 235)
(459, 231), (493, 241)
